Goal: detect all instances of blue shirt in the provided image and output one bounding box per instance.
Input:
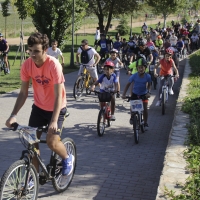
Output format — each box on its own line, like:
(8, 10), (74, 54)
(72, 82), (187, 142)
(151, 51), (159, 65)
(98, 73), (118, 92)
(0, 39), (7, 51)
(128, 73), (151, 95)
(113, 41), (121, 51)
(176, 41), (184, 48)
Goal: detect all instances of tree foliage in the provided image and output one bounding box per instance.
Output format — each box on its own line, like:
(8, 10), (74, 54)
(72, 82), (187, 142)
(13, 0), (35, 20)
(146, 0), (187, 27)
(116, 16), (129, 36)
(86, 0), (140, 34)
(1, 0), (10, 17)
(31, 0), (87, 48)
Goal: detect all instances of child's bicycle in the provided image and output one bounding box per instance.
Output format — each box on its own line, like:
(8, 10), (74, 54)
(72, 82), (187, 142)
(0, 52), (10, 75)
(73, 63), (94, 99)
(0, 116), (76, 199)
(158, 75), (175, 115)
(125, 96), (146, 144)
(92, 90), (115, 137)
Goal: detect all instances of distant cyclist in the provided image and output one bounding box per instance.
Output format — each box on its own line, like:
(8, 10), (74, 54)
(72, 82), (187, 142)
(0, 33), (10, 74)
(97, 34), (109, 59)
(122, 57), (151, 129)
(154, 48), (179, 106)
(91, 61), (118, 121)
(76, 39), (101, 83)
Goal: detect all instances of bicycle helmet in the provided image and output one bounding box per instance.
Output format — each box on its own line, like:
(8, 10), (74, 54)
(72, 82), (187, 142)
(138, 39), (147, 46)
(104, 61), (115, 68)
(149, 45), (155, 51)
(157, 35), (162, 39)
(0, 33), (3, 37)
(165, 47), (174, 55)
(110, 48), (118, 54)
(136, 57), (148, 68)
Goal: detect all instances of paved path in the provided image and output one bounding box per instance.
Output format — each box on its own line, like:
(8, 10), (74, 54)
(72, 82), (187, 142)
(0, 59), (185, 200)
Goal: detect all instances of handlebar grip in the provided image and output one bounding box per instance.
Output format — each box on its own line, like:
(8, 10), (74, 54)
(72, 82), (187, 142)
(11, 122), (19, 131)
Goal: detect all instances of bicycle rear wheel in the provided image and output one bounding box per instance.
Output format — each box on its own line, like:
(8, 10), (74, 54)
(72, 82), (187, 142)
(52, 137), (76, 193)
(97, 109), (106, 136)
(0, 160), (39, 200)
(73, 76), (84, 99)
(162, 88), (166, 115)
(133, 113), (140, 144)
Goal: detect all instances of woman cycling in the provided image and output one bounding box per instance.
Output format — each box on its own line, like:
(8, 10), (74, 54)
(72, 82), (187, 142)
(91, 61), (118, 121)
(154, 48), (179, 106)
(122, 57), (151, 129)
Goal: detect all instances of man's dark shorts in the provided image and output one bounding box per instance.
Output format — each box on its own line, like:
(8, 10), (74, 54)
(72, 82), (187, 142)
(29, 104), (67, 135)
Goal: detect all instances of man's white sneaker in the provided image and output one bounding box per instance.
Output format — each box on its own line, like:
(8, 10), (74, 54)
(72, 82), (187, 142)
(155, 100), (161, 106)
(110, 115), (116, 121)
(168, 88), (174, 95)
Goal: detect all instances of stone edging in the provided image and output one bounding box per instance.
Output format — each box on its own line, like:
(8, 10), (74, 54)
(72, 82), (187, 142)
(156, 58), (191, 199)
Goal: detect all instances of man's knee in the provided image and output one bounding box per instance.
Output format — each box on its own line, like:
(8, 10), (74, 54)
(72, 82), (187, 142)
(46, 134), (60, 149)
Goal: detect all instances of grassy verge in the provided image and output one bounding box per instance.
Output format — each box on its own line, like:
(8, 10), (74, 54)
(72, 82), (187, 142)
(164, 50), (200, 199)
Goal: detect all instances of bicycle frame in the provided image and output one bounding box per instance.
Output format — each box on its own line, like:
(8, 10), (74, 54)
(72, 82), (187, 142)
(82, 66), (91, 88)
(159, 76), (169, 102)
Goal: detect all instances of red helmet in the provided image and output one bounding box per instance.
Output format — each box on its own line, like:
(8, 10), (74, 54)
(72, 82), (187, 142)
(104, 61), (115, 68)
(165, 48), (173, 55)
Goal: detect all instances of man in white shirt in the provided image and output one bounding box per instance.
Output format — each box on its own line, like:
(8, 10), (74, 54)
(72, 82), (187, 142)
(47, 39), (64, 67)
(191, 33), (199, 51)
(94, 27), (100, 50)
(76, 39), (101, 82)
(169, 32), (178, 46)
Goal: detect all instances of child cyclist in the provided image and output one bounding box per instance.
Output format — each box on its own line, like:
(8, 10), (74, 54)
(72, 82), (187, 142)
(122, 58), (151, 129)
(91, 61), (118, 121)
(106, 49), (123, 97)
(154, 48), (179, 106)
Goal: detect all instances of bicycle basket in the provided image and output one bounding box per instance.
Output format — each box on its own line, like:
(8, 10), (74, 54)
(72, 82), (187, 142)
(18, 127), (40, 148)
(130, 99), (144, 112)
(98, 92), (112, 102)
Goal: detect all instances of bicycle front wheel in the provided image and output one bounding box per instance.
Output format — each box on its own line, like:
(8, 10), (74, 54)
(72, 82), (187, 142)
(162, 88), (166, 115)
(73, 76), (84, 99)
(52, 137), (76, 193)
(133, 113), (140, 144)
(0, 160), (39, 200)
(97, 109), (106, 136)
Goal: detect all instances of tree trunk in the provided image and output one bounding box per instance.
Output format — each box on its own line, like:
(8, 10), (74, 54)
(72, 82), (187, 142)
(5, 17), (6, 39)
(98, 15), (105, 34)
(105, 2), (115, 34)
(163, 14), (167, 28)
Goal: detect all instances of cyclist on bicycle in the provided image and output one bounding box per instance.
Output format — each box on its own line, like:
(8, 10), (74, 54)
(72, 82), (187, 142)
(91, 61), (118, 121)
(76, 39), (101, 83)
(5, 32), (74, 178)
(122, 57), (151, 129)
(97, 34), (109, 59)
(106, 49), (123, 98)
(155, 35), (163, 55)
(154, 48), (179, 106)
(0, 33), (10, 74)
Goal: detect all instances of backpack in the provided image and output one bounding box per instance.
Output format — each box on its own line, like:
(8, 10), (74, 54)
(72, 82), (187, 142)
(80, 47), (92, 64)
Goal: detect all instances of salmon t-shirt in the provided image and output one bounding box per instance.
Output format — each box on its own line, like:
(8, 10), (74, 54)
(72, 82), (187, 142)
(159, 58), (173, 76)
(21, 55), (67, 111)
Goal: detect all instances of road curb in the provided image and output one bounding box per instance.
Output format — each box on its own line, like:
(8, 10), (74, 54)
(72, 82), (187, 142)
(156, 58), (191, 199)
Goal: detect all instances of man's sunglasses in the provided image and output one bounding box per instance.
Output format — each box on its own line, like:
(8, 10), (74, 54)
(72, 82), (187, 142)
(81, 44), (87, 47)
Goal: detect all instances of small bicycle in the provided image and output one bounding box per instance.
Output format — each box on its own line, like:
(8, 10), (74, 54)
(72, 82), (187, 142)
(125, 96), (145, 144)
(97, 56), (106, 74)
(73, 64), (94, 99)
(93, 91), (114, 137)
(0, 52), (10, 75)
(158, 75), (175, 115)
(0, 116), (76, 200)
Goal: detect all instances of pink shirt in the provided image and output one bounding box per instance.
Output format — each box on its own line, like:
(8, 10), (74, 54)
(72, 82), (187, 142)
(147, 41), (154, 47)
(21, 55), (66, 111)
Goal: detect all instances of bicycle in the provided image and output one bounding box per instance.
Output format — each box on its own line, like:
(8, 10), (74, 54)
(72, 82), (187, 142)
(73, 63), (94, 99)
(92, 90), (114, 137)
(0, 52), (10, 75)
(0, 116), (76, 199)
(158, 75), (175, 115)
(125, 96), (145, 144)
(97, 53), (107, 74)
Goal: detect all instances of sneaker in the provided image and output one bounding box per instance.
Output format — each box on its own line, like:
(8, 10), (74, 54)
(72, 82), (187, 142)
(116, 92), (120, 98)
(168, 88), (174, 95)
(6, 69), (10, 74)
(144, 123), (149, 130)
(110, 115), (116, 121)
(22, 175), (34, 189)
(155, 100), (161, 106)
(62, 154), (75, 176)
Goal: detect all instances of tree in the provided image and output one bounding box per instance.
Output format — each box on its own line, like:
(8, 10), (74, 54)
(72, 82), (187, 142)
(86, 0), (140, 34)
(116, 16), (129, 36)
(1, 0), (11, 39)
(31, 0), (87, 48)
(146, 0), (187, 27)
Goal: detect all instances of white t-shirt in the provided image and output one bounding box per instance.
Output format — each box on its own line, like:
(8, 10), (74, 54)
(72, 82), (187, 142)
(47, 47), (62, 59)
(95, 30), (100, 40)
(169, 36), (178, 46)
(77, 46), (97, 66)
(106, 57), (121, 70)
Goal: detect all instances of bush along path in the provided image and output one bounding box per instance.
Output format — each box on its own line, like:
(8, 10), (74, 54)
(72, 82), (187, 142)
(160, 51), (200, 199)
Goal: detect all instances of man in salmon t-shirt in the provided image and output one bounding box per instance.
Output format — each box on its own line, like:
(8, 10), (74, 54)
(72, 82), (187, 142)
(5, 32), (74, 178)
(154, 47), (179, 106)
